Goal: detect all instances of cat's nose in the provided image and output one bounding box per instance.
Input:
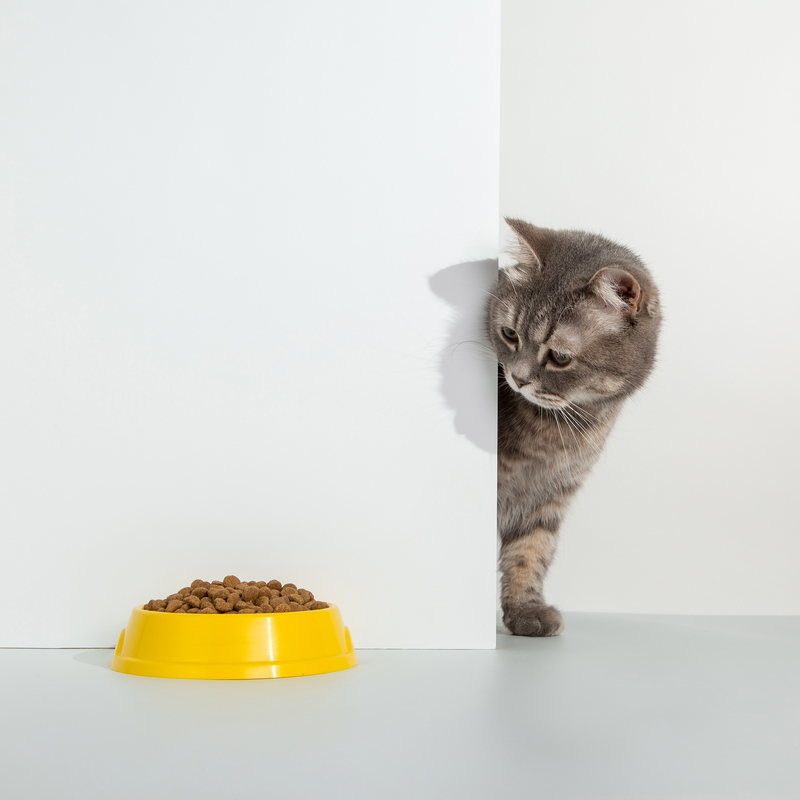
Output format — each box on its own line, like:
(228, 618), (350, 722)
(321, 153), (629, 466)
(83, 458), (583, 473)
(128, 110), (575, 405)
(512, 373), (529, 388)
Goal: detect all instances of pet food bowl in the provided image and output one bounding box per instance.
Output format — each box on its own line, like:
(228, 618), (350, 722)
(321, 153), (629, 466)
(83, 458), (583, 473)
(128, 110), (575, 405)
(110, 604), (357, 679)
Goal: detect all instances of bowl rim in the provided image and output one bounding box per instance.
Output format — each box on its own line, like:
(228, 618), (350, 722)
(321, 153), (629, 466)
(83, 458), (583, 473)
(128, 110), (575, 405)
(135, 602), (338, 616)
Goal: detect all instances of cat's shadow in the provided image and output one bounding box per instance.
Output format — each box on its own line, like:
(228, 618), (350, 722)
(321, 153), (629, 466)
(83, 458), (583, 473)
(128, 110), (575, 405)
(428, 259), (498, 454)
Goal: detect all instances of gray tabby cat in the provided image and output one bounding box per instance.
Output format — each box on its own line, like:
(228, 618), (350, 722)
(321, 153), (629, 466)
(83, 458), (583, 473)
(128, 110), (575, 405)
(488, 219), (661, 636)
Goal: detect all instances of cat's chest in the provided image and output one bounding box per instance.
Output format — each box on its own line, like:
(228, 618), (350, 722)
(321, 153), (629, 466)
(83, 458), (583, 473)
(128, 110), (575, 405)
(499, 431), (581, 490)
(497, 412), (607, 498)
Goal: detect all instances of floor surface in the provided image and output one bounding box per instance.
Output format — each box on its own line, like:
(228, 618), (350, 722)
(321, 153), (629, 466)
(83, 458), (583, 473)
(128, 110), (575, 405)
(2, 613), (799, 800)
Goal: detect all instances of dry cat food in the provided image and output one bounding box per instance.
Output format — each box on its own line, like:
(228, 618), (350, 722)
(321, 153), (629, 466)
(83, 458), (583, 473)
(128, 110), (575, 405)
(143, 576), (330, 614)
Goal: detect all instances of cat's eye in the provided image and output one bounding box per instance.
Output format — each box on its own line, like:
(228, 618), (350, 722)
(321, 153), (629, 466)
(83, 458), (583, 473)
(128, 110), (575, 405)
(501, 327), (519, 343)
(549, 350), (572, 367)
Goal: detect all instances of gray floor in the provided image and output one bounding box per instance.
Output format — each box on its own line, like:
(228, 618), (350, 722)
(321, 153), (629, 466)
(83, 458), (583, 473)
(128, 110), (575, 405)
(2, 613), (799, 800)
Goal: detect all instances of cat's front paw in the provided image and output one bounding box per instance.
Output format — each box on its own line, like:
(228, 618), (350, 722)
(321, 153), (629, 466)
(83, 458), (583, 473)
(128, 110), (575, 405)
(503, 602), (564, 637)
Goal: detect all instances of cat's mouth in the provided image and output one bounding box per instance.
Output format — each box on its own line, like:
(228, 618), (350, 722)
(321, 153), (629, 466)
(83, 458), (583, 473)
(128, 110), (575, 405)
(504, 369), (567, 409)
(526, 392), (566, 410)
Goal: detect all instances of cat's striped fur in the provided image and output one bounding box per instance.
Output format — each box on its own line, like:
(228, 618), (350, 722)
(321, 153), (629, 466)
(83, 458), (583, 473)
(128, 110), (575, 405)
(488, 220), (661, 636)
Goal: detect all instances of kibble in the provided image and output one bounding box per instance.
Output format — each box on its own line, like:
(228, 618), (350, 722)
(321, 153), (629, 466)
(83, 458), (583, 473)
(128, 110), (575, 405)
(144, 579), (330, 614)
(242, 586), (260, 603)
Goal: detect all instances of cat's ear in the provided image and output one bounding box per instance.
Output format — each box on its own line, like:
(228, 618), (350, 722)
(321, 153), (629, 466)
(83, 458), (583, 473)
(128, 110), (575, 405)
(504, 218), (553, 273)
(589, 267), (643, 316)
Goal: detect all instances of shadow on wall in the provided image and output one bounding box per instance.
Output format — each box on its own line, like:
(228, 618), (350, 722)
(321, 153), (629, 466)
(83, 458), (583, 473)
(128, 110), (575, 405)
(428, 259), (499, 454)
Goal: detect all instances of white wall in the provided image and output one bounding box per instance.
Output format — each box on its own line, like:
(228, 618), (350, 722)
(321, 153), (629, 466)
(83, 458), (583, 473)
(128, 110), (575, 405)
(0, 1), (500, 647)
(501, 0), (800, 614)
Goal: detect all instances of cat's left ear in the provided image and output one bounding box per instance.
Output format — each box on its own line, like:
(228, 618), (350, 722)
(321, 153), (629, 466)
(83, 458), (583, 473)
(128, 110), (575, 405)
(589, 267), (644, 316)
(504, 218), (553, 273)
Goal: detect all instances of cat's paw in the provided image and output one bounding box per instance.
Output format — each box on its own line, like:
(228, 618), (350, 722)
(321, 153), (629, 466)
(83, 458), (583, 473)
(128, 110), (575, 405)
(502, 602), (564, 637)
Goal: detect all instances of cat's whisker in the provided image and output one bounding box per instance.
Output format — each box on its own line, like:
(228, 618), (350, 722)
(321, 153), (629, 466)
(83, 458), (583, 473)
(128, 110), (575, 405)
(481, 290), (515, 314)
(568, 415), (600, 446)
(559, 409), (582, 450)
(560, 408), (587, 443)
(565, 407), (605, 441)
(437, 341), (500, 366)
(565, 401), (601, 424)
(564, 415), (601, 464)
(550, 409), (569, 460)
(561, 402), (594, 433)
(564, 403), (603, 435)
(561, 407), (604, 459)
(554, 411), (581, 486)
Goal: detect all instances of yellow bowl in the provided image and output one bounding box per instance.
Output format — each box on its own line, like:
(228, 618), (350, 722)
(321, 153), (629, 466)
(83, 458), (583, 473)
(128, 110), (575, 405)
(110, 604), (357, 680)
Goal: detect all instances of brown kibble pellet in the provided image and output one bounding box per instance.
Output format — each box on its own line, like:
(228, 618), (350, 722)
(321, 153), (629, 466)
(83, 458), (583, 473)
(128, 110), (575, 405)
(267, 580), (282, 590)
(165, 599), (183, 613)
(190, 579), (205, 589)
(242, 586), (260, 602)
(208, 586), (227, 600)
(233, 601), (249, 611)
(166, 593), (180, 601)
(214, 598), (234, 613)
(199, 606), (218, 614)
(310, 601), (329, 610)
(191, 586), (208, 599)
(272, 603), (290, 613)
(238, 607), (255, 613)
(186, 608), (200, 614)
(174, 608), (187, 613)
(256, 581), (267, 587)
(256, 595), (272, 608)
(178, 587), (192, 598)
(288, 602), (305, 612)
(185, 595), (201, 609)
(211, 580), (223, 585)
(223, 575), (240, 588)
(287, 593), (304, 605)
(235, 582), (249, 592)
(282, 583), (297, 591)
(298, 589), (314, 604)
(199, 597), (214, 609)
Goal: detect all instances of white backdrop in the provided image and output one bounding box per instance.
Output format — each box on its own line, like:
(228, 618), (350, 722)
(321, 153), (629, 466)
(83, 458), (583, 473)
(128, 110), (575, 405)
(501, 0), (800, 615)
(0, 1), (500, 647)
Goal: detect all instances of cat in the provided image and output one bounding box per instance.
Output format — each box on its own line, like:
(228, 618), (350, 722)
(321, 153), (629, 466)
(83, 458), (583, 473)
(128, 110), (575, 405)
(487, 219), (661, 636)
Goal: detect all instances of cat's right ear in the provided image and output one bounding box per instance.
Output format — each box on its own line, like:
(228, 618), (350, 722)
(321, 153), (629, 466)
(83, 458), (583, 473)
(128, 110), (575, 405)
(504, 218), (551, 273)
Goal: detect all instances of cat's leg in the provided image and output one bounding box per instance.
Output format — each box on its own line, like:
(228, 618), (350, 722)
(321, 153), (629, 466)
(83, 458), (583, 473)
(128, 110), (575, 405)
(499, 525), (564, 636)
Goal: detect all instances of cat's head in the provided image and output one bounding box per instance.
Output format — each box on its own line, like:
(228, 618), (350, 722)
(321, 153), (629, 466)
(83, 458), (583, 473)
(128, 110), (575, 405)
(487, 219), (661, 410)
